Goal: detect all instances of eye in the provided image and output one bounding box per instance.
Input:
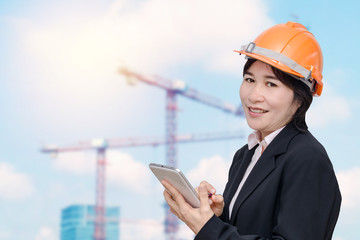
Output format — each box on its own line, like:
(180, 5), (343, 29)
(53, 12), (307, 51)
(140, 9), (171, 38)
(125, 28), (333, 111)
(244, 77), (255, 83)
(266, 81), (277, 87)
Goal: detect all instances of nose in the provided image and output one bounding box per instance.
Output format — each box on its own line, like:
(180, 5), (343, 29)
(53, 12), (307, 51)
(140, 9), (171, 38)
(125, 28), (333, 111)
(248, 84), (265, 103)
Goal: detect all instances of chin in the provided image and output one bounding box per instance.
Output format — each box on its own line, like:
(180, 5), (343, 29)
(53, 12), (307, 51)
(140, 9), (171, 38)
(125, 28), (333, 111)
(247, 122), (263, 132)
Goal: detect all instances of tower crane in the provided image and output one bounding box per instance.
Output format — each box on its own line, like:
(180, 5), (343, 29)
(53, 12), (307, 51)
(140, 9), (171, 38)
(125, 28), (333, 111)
(42, 69), (244, 240)
(41, 132), (244, 240)
(118, 67), (244, 240)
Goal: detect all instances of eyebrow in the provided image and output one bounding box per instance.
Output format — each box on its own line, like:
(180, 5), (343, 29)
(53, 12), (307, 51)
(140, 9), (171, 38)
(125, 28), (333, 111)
(244, 71), (279, 80)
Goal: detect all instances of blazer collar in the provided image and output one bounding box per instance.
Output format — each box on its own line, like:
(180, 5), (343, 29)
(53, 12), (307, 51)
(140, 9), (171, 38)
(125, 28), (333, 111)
(229, 123), (301, 224)
(263, 122), (301, 157)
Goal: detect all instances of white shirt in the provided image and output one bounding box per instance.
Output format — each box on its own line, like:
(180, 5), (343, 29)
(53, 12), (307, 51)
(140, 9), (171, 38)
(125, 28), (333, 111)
(228, 127), (285, 219)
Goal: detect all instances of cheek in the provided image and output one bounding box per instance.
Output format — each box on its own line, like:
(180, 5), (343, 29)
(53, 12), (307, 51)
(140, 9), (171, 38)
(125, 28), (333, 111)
(289, 100), (300, 115)
(239, 82), (246, 101)
(278, 92), (297, 115)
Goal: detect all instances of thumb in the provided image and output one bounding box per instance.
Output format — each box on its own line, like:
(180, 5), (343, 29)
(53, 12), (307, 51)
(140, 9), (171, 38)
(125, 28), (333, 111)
(212, 194), (224, 204)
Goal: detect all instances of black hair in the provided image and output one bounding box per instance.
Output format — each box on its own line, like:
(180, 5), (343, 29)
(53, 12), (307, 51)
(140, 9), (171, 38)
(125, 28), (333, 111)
(243, 58), (313, 132)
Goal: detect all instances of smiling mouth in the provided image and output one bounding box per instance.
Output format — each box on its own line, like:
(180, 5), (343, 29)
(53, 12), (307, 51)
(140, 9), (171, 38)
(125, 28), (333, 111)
(249, 107), (268, 113)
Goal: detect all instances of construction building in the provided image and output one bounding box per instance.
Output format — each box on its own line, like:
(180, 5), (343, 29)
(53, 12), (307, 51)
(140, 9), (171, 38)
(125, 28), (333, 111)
(60, 204), (119, 240)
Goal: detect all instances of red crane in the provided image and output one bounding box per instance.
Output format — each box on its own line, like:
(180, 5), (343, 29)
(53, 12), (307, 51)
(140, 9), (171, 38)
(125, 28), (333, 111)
(42, 69), (244, 240)
(41, 132), (243, 240)
(118, 68), (243, 240)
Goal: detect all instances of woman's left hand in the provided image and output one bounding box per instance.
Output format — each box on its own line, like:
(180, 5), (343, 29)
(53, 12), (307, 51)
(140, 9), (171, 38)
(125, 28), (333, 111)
(162, 180), (214, 234)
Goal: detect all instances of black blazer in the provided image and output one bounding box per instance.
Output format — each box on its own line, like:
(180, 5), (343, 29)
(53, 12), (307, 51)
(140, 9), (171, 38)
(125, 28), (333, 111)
(195, 123), (341, 240)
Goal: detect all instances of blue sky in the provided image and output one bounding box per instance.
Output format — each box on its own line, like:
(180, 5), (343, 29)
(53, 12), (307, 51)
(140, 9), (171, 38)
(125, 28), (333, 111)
(0, 0), (359, 240)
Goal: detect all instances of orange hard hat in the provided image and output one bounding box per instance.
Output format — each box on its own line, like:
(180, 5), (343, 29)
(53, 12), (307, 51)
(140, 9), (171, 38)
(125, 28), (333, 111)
(235, 21), (324, 96)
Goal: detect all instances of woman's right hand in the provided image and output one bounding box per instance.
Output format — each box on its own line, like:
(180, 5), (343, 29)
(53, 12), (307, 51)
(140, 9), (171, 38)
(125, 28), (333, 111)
(195, 181), (224, 217)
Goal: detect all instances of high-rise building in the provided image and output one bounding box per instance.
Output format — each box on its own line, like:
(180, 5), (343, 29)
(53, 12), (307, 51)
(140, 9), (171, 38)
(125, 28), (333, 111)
(60, 205), (120, 240)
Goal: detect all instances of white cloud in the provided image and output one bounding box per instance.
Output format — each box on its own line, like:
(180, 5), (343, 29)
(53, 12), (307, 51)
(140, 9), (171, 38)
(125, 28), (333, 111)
(35, 227), (57, 240)
(335, 167), (360, 238)
(307, 84), (351, 127)
(0, 230), (12, 239)
(0, 162), (35, 200)
(13, 0), (273, 78)
(120, 218), (193, 240)
(178, 223), (195, 240)
(106, 150), (151, 193)
(5, 0), (273, 136)
(187, 155), (231, 194)
(53, 151), (96, 174)
(121, 218), (164, 240)
(52, 150), (151, 194)
(336, 167), (360, 210)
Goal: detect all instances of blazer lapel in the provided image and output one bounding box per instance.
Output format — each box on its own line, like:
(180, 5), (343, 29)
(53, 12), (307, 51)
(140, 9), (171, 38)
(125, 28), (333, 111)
(223, 146), (256, 221)
(229, 123), (300, 224)
(229, 152), (276, 224)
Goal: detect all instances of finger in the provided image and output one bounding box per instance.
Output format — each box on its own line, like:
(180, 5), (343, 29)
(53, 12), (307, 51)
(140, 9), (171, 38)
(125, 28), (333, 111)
(211, 194), (224, 203)
(198, 183), (211, 209)
(163, 189), (173, 203)
(211, 194), (224, 210)
(199, 181), (216, 195)
(161, 180), (187, 206)
(208, 193), (224, 217)
(163, 190), (180, 213)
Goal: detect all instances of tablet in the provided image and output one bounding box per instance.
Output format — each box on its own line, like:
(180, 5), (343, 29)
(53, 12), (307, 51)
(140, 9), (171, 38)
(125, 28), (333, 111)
(149, 163), (200, 208)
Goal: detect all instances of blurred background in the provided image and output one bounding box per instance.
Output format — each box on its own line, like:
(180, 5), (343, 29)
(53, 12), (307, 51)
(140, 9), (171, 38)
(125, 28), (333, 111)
(0, 0), (359, 239)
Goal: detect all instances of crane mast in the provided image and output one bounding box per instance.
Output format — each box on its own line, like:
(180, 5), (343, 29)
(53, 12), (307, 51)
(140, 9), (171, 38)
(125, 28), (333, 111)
(94, 148), (106, 240)
(119, 68), (243, 240)
(41, 132), (244, 240)
(42, 69), (243, 240)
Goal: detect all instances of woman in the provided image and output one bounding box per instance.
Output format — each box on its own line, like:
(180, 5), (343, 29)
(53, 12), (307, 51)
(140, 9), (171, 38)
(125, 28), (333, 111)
(162, 22), (341, 240)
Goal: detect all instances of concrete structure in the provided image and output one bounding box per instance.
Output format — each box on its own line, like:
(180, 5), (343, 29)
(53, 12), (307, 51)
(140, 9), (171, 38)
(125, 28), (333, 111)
(61, 205), (119, 240)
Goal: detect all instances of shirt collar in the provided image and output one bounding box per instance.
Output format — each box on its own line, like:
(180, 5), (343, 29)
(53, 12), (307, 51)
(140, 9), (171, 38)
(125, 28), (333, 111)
(248, 126), (285, 150)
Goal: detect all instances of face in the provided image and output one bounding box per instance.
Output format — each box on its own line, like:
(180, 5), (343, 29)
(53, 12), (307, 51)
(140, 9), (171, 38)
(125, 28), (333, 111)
(240, 61), (300, 140)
